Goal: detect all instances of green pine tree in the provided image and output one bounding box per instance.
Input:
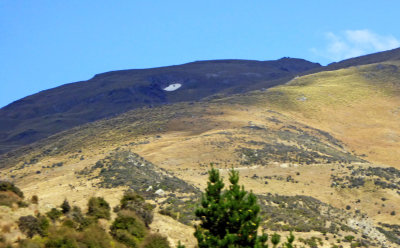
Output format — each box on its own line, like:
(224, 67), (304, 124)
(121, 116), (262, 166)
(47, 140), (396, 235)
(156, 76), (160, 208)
(194, 166), (268, 248)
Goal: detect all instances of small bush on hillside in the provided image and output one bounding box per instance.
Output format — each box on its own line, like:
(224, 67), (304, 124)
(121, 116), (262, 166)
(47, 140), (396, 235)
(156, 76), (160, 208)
(17, 201), (29, 208)
(45, 236), (78, 248)
(140, 233), (171, 248)
(18, 215), (49, 238)
(271, 233), (281, 248)
(67, 206), (97, 231)
(87, 197), (111, 220)
(62, 219), (78, 229)
(31, 195), (39, 204)
(46, 208), (63, 222)
(0, 181), (24, 198)
(61, 199), (71, 214)
(112, 229), (139, 248)
(344, 235), (355, 242)
(16, 239), (43, 248)
(119, 191), (154, 226)
(79, 224), (124, 248)
(110, 210), (147, 248)
(70, 206), (85, 226)
(38, 215), (50, 236)
(159, 208), (178, 219)
(41, 224), (125, 248)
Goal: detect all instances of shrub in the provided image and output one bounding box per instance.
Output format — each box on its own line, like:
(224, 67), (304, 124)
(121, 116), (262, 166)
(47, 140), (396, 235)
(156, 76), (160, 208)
(0, 181), (24, 198)
(176, 241), (186, 248)
(271, 233), (281, 248)
(71, 206), (84, 225)
(283, 232), (295, 248)
(16, 239), (42, 248)
(344, 235), (355, 242)
(112, 229), (139, 248)
(78, 224), (124, 248)
(31, 195), (39, 204)
(17, 201), (29, 208)
(18, 215), (48, 238)
(120, 191), (154, 226)
(46, 208), (62, 222)
(159, 209), (178, 219)
(38, 215), (50, 236)
(61, 199), (71, 214)
(140, 233), (171, 248)
(299, 237), (319, 248)
(41, 224), (124, 248)
(68, 205), (94, 230)
(87, 197), (110, 220)
(45, 236), (78, 248)
(110, 210), (147, 247)
(62, 219), (77, 229)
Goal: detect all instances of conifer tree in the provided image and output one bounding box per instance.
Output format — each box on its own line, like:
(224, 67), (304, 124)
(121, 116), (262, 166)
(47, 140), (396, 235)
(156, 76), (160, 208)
(194, 166), (269, 248)
(194, 165), (225, 247)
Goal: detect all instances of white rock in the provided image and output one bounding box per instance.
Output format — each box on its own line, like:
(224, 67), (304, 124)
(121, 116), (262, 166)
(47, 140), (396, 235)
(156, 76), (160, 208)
(155, 189), (165, 196)
(280, 163), (289, 168)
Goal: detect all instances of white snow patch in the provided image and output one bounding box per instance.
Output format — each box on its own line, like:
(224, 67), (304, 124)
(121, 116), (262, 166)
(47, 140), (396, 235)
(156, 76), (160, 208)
(163, 83), (182, 91)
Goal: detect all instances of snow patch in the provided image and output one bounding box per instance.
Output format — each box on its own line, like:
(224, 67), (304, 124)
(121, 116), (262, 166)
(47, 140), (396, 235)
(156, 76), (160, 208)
(163, 83), (182, 91)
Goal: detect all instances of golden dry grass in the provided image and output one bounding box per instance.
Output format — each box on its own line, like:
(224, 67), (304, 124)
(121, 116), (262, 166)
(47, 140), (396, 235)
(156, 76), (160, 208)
(264, 62), (400, 167)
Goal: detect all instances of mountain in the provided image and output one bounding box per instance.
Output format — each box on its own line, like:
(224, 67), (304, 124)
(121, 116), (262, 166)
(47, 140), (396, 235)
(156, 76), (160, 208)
(326, 47), (400, 70)
(1, 49), (400, 247)
(1, 59), (400, 247)
(0, 58), (320, 154)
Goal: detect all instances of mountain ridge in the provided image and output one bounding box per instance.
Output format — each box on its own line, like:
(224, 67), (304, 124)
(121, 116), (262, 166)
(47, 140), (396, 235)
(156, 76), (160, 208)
(1, 47), (400, 155)
(0, 57), (320, 154)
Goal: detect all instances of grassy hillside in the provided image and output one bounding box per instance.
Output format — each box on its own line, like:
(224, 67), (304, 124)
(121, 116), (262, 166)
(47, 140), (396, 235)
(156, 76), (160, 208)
(264, 61), (400, 166)
(1, 61), (400, 247)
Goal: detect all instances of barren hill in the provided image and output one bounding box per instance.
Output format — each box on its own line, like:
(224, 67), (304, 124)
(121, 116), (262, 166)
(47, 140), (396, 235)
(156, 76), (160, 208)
(1, 59), (400, 246)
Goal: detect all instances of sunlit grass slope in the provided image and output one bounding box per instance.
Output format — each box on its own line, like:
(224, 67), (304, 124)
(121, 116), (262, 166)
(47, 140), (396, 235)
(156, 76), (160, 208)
(264, 62), (400, 166)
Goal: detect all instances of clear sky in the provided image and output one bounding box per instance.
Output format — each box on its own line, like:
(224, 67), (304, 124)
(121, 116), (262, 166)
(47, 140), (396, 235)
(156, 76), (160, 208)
(1, 0), (400, 108)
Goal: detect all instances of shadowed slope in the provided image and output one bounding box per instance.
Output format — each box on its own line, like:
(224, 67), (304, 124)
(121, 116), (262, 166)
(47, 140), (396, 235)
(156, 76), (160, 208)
(0, 58), (320, 154)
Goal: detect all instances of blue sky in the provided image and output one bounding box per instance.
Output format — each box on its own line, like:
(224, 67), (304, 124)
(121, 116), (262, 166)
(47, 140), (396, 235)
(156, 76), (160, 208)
(1, 1), (400, 108)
